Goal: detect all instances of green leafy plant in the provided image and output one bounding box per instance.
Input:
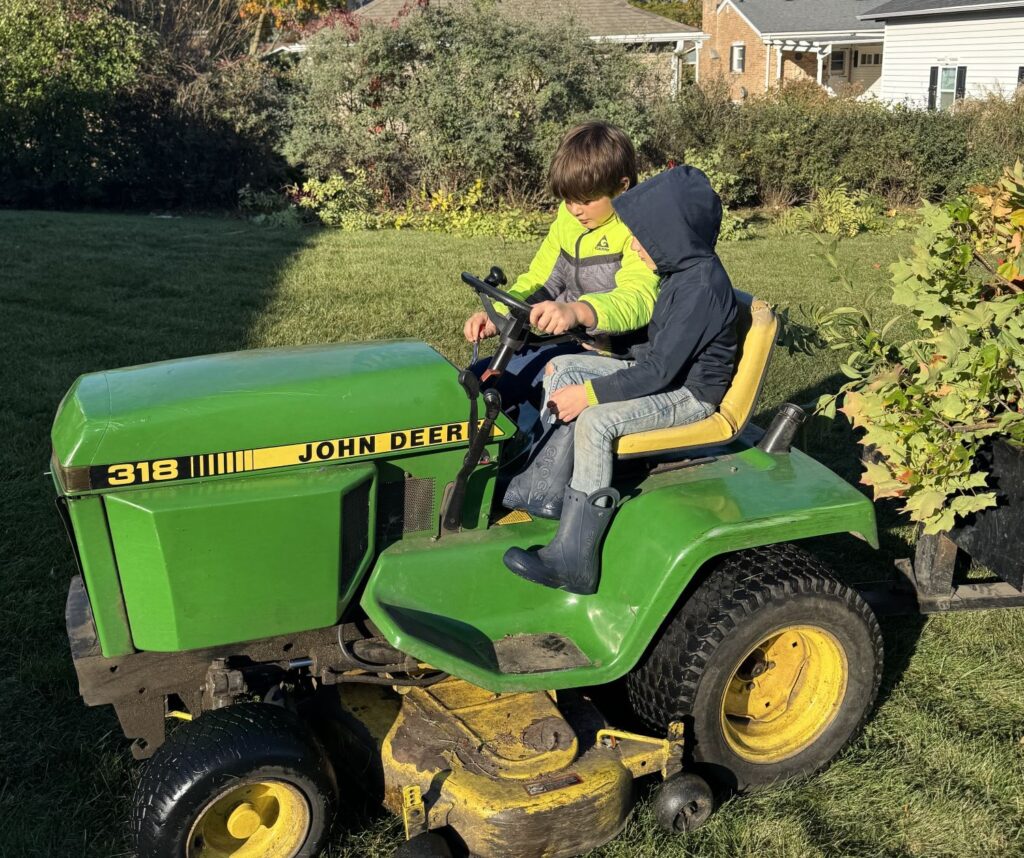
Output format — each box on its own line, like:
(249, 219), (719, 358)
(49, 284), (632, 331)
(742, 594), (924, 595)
(642, 151), (753, 241)
(0, 0), (146, 205)
(294, 171), (550, 239)
(790, 163), (1024, 533)
(773, 185), (912, 237)
(284, 1), (658, 203)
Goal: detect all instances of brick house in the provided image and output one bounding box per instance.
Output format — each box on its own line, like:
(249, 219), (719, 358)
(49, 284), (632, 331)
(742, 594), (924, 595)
(354, 0), (707, 93)
(699, 0), (885, 100)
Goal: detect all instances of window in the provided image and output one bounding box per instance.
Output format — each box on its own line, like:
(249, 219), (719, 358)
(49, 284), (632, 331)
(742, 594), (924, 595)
(731, 44), (746, 73)
(857, 52), (881, 67)
(831, 50), (846, 73)
(929, 65), (966, 110)
(1018, 66), (1024, 87)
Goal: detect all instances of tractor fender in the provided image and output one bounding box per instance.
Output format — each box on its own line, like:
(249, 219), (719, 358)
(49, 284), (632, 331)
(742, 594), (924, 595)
(594, 448), (878, 683)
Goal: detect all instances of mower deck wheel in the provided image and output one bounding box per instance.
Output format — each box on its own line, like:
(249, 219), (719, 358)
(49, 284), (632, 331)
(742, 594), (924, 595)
(394, 831), (455, 857)
(652, 773), (714, 833)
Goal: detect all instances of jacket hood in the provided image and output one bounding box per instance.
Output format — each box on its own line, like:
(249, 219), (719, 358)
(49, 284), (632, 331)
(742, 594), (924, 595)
(612, 166), (722, 275)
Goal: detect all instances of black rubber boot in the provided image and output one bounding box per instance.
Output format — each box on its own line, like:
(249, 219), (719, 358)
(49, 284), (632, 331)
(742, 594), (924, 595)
(503, 486), (620, 595)
(502, 422), (575, 519)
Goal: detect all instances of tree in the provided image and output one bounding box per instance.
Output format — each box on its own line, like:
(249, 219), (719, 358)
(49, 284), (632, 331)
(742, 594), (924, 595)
(240, 0), (351, 54)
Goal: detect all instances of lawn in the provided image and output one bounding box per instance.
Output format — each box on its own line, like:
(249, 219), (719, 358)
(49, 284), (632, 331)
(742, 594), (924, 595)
(1, 210), (1022, 858)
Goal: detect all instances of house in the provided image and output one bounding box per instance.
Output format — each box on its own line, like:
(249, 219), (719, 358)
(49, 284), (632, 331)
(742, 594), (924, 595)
(859, 0), (1024, 108)
(699, 0), (886, 100)
(353, 0), (707, 93)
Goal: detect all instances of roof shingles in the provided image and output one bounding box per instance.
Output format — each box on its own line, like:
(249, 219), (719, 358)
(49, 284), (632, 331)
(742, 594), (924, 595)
(860, 0), (1024, 19)
(354, 0), (697, 36)
(723, 0), (883, 34)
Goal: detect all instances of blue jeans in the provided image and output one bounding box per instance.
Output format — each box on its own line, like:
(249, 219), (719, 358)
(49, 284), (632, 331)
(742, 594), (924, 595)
(471, 341), (583, 440)
(543, 354), (713, 494)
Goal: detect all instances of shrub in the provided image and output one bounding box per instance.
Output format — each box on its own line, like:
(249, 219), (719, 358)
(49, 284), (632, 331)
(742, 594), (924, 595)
(0, 0), (147, 206)
(0, 0), (291, 208)
(284, 1), (659, 203)
(793, 163), (1024, 533)
(124, 57), (292, 208)
(775, 184), (886, 237)
(294, 169), (384, 229)
(293, 171), (550, 239)
(651, 80), (1019, 209)
(682, 150), (751, 240)
(959, 90), (1024, 183)
(648, 78), (734, 172)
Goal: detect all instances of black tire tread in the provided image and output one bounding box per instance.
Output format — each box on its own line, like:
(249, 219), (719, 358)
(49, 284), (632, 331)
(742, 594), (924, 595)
(132, 703), (336, 858)
(627, 542), (883, 780)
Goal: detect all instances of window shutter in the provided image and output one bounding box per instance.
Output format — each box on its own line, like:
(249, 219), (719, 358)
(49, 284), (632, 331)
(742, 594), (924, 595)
(955, 66), (967, 100)
(1018, 66), (1023, 86)
(928, 66), (938, 110)
(853, 50), (859, 68)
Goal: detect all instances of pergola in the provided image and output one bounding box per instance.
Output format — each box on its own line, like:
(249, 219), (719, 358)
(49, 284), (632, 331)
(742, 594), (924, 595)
(763, 31), (884, 88)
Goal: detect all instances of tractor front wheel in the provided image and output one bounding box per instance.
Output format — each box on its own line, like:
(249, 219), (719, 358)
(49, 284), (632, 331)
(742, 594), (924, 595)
(132, 703), (338, 858)
(627, 543), (883, 791)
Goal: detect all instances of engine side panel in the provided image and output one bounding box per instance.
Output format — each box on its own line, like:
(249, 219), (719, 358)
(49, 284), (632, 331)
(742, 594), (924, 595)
(104, 463), (376, 651)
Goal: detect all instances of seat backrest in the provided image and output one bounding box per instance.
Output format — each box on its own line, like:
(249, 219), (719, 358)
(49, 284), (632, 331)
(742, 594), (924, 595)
(717, 292), (778, 432)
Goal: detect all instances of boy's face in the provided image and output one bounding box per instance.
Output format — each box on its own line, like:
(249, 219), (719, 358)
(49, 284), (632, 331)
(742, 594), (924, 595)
(630, 236), (658, 272)
(565, 196), (615, 230)
(565, 178), (630, 230)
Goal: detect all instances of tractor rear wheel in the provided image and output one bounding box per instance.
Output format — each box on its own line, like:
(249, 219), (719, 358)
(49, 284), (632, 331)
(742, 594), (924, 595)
(132, 703), (338, 858)
(626, 543), (882, 791)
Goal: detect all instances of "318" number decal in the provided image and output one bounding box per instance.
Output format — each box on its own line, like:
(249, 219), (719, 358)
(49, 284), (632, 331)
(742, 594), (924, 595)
(106, 459), (179, 486)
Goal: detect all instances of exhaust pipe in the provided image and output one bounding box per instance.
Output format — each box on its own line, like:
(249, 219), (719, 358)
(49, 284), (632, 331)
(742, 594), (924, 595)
(757, 403), (806, 454)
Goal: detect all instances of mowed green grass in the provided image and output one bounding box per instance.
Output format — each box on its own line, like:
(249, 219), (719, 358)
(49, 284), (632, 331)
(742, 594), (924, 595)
(1, 210), (1022, 858)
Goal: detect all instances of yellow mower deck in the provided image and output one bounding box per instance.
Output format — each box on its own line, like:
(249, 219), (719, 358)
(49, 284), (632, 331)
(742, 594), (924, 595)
(336, 678), (685, 858)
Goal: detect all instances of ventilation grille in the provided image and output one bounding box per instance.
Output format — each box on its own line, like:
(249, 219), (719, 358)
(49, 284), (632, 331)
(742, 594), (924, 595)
(341, 479), (371, 575)
(378, 477), (436, 541)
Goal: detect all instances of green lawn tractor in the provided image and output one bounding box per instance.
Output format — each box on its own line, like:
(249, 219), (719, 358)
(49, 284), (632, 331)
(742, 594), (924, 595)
(53, 269), (884, 858)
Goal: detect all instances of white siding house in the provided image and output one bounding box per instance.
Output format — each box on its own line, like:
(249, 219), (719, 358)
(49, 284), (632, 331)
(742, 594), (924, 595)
(860, 0), (1024, 108)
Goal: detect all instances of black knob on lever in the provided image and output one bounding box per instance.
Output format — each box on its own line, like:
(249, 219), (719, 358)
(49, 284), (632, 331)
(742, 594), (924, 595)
(485, 266), (507, 287)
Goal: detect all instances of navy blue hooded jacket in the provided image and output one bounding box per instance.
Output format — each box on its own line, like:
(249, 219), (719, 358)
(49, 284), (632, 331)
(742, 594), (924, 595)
(590, 166), (737, 407)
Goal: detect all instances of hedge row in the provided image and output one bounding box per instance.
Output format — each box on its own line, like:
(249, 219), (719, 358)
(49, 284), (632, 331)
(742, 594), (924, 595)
(2, 1), (1022, 210)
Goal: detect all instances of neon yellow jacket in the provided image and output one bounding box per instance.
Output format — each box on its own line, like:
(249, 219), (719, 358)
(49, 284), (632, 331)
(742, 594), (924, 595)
(506, 203), (659, 335)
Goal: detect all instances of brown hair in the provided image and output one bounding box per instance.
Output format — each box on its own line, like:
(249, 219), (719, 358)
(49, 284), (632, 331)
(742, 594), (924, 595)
(547, 121), (638, 202)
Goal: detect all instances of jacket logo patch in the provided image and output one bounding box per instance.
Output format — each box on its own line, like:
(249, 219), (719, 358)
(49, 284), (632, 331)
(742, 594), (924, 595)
(594, 235), (610, 251)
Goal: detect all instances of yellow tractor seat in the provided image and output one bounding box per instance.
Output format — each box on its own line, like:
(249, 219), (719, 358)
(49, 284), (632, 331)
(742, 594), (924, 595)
(615, 293), (778, 459)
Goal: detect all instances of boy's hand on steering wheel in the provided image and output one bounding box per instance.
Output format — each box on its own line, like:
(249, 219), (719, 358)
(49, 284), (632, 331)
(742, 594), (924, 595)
(529, 301), (581, 335)
(464, 311), (497, 342)
(548, 384), (590, 423)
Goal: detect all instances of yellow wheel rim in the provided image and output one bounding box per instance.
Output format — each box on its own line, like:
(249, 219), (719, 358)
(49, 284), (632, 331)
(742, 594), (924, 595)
(721, 625), (848, 763)
(187, 780), (311, 858)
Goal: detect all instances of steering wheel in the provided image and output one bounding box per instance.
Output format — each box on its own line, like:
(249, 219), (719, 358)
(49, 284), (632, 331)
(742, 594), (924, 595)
(461, 266), (599, 381)
(461, 268), (532, 317)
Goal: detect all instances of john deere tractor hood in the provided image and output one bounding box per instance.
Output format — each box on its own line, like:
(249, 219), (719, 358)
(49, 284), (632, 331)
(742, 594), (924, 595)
(52, 340), (509, 494)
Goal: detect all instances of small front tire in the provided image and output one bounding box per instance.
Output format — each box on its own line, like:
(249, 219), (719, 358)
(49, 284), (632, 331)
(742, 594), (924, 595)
(132, 703), (338, 858)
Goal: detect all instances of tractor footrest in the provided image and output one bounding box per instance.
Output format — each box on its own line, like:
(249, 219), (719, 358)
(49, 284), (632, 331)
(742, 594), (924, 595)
(493, 633), (591, 674)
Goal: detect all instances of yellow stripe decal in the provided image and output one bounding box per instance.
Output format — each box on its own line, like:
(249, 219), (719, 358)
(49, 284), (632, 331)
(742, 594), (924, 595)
(90, 420), (504, 489)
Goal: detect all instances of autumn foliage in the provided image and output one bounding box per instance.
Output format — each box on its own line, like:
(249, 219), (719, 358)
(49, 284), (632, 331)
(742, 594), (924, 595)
(809, 163), (1024, 533)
